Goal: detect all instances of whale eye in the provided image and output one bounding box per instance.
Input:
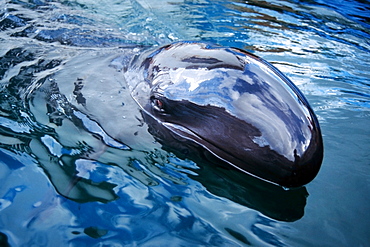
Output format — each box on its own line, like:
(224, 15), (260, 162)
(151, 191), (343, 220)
(151, 96), (165, 113)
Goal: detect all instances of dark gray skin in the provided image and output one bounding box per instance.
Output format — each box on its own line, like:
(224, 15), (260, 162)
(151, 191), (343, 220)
(124, 41), (323, 188)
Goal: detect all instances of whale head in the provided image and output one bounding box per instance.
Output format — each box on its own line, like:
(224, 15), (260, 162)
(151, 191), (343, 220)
(124, 41), (323, 188)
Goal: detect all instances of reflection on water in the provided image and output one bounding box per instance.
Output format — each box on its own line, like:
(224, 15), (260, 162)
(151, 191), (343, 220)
(1, 0), (370, 246)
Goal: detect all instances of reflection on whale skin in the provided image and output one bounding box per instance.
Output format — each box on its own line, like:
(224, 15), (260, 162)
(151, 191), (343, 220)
(124, 41), (324, 188)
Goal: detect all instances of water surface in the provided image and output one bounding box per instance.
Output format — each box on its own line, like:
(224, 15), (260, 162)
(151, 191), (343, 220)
(0, 0), (369, 246)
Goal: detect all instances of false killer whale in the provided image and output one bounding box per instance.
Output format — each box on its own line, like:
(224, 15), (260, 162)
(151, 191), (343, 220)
(124, 41), (324, 188)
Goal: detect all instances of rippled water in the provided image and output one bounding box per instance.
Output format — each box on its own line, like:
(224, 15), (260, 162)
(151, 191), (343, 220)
(0, 0), (369, 246)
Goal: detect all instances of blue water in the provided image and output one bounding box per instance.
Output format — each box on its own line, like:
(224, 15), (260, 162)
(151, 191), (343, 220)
(0, 0), (369, 246)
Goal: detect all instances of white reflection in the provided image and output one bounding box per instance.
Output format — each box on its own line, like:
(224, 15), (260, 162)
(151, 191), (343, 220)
(233, 93), (294, 160)
(162, 63), (311, 160)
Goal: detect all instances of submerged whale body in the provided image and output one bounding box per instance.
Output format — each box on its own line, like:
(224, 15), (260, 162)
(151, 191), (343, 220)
(124, 41), (323, 188)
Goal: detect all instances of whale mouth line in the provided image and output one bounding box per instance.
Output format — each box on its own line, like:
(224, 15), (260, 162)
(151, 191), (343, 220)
(162, 122), (235, 161)
(161, 121), (282, 187)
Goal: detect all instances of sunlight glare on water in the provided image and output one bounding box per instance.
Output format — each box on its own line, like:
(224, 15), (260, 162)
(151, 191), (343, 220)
(0, 0), (369, 246)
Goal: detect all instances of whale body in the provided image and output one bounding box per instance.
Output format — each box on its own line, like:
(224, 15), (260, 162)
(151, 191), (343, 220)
(123, 41), (323, 188)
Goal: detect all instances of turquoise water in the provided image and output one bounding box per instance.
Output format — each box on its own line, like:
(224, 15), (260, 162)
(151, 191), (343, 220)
(0, 0), (369, 246)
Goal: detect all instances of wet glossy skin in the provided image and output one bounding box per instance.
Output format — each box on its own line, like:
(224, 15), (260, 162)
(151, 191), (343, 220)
(124, 41), (323, 188)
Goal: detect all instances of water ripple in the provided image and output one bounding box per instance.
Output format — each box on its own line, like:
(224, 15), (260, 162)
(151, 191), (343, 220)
(1, 0), (369, 246)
